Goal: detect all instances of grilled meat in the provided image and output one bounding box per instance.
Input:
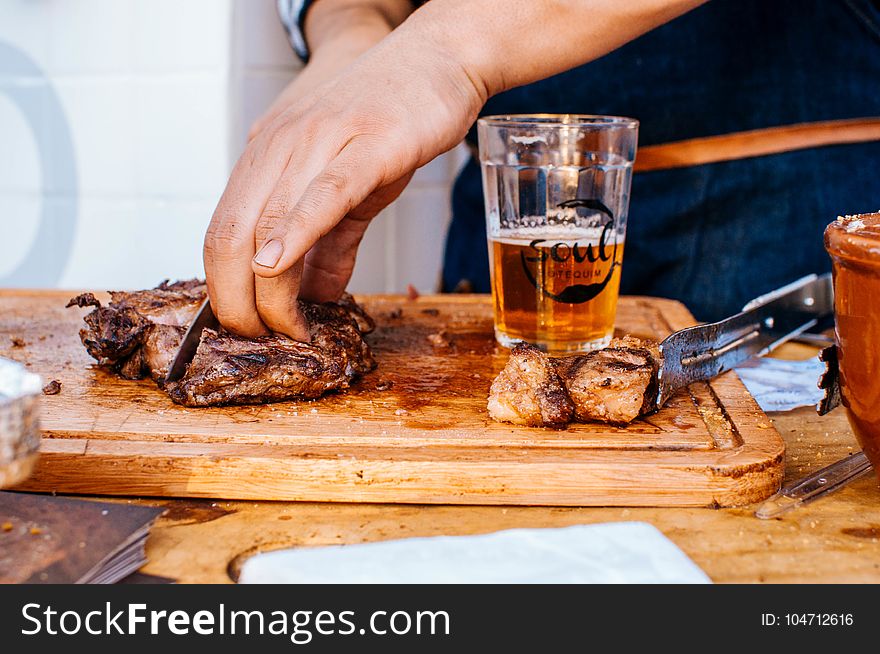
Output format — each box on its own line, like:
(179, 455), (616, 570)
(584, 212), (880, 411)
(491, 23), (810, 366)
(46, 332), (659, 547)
(167, 302), (376, 407)
(67, 279), (205, 382)
(556, 337), (660, 425)
(69, 280), (376, 407)
(488, 336), (660, 428)
(487, 343), (574, 429)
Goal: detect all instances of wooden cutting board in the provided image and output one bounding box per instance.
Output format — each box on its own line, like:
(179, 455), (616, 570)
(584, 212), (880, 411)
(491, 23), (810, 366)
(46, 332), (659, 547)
(3, 290), (784, 507)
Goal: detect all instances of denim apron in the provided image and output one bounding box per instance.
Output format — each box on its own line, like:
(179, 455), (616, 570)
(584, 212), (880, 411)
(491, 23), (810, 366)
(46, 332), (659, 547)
(442, 0), (880, 321)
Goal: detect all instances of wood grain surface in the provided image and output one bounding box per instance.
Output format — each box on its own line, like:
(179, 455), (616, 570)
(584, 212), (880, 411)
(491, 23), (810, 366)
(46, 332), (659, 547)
(3, 290), (784, 507)
(40, 402), (880, 584)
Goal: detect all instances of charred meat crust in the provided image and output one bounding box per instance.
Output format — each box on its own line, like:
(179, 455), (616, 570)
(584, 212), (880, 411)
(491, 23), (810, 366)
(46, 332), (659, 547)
(66, 293), (101, 309)
(108, 279), (207, 328)
(556, 344), (659, 426)
(165, 325), (376, 407)
(68, 280), (376, 407)
(488, 337), (661, 428)
(80, 306), (150, 365)
(335, 292), (376, 335)
(68, 279), (205, 377)
(42, 380), (62, 395)
(167, 302), (377, 407)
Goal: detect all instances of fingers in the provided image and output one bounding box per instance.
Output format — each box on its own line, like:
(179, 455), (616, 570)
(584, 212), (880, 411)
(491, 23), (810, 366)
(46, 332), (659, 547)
(299, 174), (412, 302)
(299, 218), (371, 303)
(203, 124), (297, 337)
(254, 259), (311, 341)
(210, 106), (363, 341)
(203, 189), (269, 338)
(206, 29), (476, 342)
(252, 144), (382, 280)
(248, 143), (331, 340)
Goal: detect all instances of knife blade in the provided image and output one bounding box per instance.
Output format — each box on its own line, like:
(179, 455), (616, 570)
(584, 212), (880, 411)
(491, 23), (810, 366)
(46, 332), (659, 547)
(164, 299), (219, 385)
(653, 273), (833, 409)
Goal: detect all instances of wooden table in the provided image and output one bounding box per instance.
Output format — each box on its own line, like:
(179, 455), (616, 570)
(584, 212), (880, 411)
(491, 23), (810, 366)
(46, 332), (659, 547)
(109, 339), (874, 584)
(15, 291), (786, 508)
(7, 289), (877, 584)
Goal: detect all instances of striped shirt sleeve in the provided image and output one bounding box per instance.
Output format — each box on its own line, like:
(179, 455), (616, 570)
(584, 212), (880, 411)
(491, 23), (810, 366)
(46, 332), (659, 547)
(276, 1), (428, 63)
(277, 0), (314, 62)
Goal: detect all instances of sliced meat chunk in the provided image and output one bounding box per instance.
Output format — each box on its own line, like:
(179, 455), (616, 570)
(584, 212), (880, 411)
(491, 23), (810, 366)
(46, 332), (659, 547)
(69, 280), (377, 407)
(69, 279), (206, 376)
(78, 305), (150, 365)
(556, 337), (659, 425)
(142, 324), (188, 382)
(167, 301), (377, 407)
(488, 336), (660, 428)
(487, 343), (574, 429)
(108, 279), (206, 328)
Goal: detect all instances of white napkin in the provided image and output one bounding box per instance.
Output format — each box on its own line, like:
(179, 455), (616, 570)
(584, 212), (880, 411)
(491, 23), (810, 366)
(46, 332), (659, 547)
(735, 356), (825, 412)
(239, 522), (710, 584)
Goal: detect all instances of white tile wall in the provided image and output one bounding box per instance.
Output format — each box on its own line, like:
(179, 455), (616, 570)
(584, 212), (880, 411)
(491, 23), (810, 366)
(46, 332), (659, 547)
(132, 0), (232, 73)
(0, 0), (468, 294)
(237, 0), (300, 70)
(50, 78), (136, 196)
(350, 207), (397, 294)
(133, 75), (230, 199)
(0, 196), (42, 277)
(47, 0), (135, 75)
(0, 92), (42, 194)
(1, 1), (51, 73)
(60, 196), (213, 288)
(393, 185), (453, 292)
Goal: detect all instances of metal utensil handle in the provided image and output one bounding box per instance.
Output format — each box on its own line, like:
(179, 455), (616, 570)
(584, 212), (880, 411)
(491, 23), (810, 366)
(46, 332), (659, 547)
(785, 451), (873, 500)
(656, 274), (832, 406)
(755, 451), (873, 519)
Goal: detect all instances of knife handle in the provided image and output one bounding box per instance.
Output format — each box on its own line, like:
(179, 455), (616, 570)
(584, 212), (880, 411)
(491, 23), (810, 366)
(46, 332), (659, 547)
(755, 451), (873, 519)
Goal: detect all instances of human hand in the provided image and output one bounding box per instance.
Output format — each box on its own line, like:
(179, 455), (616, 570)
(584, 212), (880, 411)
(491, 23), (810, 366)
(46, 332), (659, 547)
(204, 28), (486, 340)
(248, 21), (385, 142)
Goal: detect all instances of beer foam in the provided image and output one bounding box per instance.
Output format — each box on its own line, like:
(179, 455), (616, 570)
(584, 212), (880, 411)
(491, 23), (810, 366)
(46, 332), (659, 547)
(499, 210), (617, 232)
(493, 224), (623, 245)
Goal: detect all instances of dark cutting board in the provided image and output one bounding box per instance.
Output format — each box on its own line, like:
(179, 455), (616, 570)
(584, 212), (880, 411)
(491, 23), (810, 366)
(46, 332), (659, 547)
(2, 290), (784, 506)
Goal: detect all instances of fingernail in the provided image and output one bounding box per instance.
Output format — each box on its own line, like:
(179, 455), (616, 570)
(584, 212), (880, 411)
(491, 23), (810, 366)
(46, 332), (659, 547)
(254, 239), (284, 268)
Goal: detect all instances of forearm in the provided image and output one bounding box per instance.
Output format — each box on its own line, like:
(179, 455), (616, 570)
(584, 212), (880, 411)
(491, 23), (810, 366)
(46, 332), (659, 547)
(305, 0), (415, 55)
(402, 0), (706, 100)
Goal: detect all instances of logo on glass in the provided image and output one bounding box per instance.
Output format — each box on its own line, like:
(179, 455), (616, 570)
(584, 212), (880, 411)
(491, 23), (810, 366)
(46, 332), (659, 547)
(519, 199), (619, 304)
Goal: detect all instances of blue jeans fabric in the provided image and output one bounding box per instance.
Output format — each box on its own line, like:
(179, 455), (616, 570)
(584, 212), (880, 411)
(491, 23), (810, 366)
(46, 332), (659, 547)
(441, 0), (880, 321)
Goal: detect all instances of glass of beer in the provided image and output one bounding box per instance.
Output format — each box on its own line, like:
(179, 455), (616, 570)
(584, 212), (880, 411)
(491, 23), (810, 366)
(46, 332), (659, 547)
(478, 114), (638, 354)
